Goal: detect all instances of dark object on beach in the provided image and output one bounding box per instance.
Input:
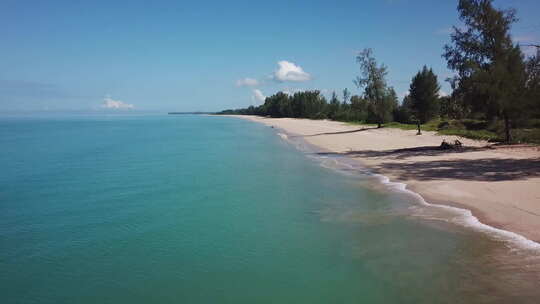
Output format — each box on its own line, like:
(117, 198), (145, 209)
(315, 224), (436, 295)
(440, 139), (463, 150)
(440, 140), (452, 149)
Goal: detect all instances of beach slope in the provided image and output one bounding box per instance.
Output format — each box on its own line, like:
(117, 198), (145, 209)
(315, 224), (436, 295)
(231, 116), (540, 243)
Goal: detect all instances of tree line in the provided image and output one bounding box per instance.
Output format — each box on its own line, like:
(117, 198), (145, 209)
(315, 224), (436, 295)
(219, 0), (540, 143)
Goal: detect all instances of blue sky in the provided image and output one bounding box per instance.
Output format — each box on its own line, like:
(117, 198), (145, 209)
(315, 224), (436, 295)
(1, 0), (539, 112)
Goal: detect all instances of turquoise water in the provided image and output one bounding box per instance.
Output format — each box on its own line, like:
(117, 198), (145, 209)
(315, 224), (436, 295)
(1, 114), (539, 303)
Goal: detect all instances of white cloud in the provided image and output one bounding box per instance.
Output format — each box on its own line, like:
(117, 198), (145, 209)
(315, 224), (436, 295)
(399, 90), (410, 100)
(273, 60), (311, 82)
(252, 89), (266, 103)
(522, 45), (539, 57)
(514, 35), (539, 57)
(440, 90), (449, 97)
(101, 95), (134, 109)
(236, 77), (259, 87)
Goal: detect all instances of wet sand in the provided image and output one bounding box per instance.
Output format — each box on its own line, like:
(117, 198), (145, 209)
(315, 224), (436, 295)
(229, 116), (540, 243)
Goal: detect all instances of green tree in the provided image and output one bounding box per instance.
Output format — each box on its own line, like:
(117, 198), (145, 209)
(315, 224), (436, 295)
(439, 95), (465, 119)
(263, 92), (289, 117)
(385, 87), (399, 121)
(289, 90), (327, 119)
(354, 48), (394, 128)
(327, 91), (340, 119)
(394, 95), (413, 123)
(443, 0), (526, 142)
(350, 95), (368, 121)
(342, 88), (350, 104)
(409, 66), (440, 123)
(525, 48), (540, 117)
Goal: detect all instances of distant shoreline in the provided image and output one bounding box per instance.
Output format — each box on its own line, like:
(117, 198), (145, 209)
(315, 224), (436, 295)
(224, 115), (540, 248)
(168, 112), (216, 115)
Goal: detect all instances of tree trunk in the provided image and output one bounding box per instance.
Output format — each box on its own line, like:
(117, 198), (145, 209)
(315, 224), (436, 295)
(504, 114), (512, 143)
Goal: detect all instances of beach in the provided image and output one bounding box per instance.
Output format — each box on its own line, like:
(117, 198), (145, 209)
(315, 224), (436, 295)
(230, 115), (540, 243)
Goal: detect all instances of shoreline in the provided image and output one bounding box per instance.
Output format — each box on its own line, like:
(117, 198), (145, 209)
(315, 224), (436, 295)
(224, 115), (540, 248)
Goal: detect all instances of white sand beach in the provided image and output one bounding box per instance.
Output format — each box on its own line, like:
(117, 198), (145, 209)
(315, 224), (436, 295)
(231, 115), (540, 243)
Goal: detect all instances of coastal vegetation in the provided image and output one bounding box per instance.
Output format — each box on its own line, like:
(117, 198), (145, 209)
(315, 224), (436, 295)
(219, 0), (540, 144)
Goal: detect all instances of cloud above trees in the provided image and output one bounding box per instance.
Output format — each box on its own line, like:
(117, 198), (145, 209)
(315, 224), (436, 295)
(252, 89), (266, 102)
(236, 60), (312, 104)
(273, 60), (311, 82)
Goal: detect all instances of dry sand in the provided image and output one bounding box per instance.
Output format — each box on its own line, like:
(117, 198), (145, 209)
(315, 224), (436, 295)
(229, 115), (540, 243)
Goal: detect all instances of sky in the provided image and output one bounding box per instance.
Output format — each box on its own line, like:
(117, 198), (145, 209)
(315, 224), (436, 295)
(1, 0), (539, 112)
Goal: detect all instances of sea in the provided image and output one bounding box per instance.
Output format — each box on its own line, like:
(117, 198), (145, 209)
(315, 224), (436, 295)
(1, 113), (539, 303)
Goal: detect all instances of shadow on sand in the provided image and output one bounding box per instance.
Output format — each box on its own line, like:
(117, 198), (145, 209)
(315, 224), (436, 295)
(295, 127), (378, 138)
(378, 157), (540, 181)
(316, 145), (492, 160)
(315, 146), (540, 182)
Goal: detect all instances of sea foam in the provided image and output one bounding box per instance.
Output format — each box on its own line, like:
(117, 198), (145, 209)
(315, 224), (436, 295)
(274, 129), (540, 252)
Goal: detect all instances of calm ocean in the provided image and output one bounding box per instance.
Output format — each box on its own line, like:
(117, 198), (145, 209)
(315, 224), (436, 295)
(1, 113), (539, 303)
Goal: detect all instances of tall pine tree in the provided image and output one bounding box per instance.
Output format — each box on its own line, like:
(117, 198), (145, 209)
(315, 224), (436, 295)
(443, 0), (526, 142)
(409, 66), (440, 123)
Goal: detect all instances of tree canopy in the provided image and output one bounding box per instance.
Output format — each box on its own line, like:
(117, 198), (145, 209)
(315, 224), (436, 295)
(443, 0), (526, 142)
(409, 66), (441, 123)
(354, 48), (396, 128)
